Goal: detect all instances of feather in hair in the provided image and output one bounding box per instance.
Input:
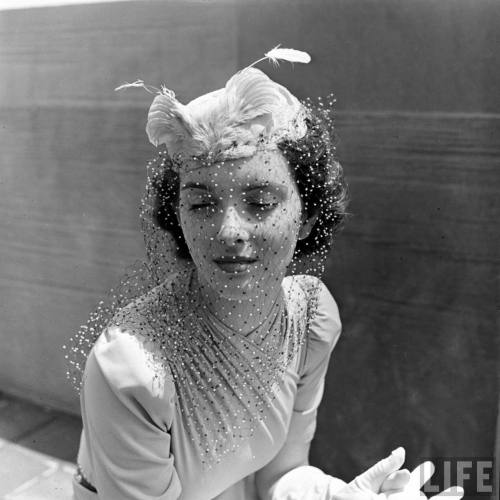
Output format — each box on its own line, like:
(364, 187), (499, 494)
(265, 45), (311, 65)
(114, 79), (160, 94)
(248, 44), (311, 68)
(114, 79), (194, 148)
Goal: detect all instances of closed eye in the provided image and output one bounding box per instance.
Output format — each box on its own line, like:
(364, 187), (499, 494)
(245, 195), (280, 210)
(244, 200), (279, 219)
(248, 201), (278, 209)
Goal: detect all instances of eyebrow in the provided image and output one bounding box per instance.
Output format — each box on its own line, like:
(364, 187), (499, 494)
(243, 183), (286, 195)
(243, 182), (271, 192)
(181, 182), (211, 191)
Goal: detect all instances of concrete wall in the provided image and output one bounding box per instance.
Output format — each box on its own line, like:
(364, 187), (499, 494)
(1, 0), (498, 490)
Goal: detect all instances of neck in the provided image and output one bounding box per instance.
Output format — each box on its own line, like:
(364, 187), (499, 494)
(194, 271), (284, 335)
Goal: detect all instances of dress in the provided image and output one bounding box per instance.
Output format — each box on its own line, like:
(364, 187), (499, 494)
(73, 273), (341, 500)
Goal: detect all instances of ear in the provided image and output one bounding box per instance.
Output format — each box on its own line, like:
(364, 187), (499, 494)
(298, 211), (319, 240)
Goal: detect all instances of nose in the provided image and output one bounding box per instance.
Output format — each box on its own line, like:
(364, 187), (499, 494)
(216, 206), (250, 246)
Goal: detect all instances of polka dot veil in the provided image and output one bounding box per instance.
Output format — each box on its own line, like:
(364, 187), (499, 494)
(66, 59), (348, 468)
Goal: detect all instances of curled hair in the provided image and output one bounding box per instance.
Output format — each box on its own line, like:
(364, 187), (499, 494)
(152, 110), (348, 260)
(278, 111), (348, 257)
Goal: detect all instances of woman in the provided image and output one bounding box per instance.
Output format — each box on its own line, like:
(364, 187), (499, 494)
(70, 50), (462, 500)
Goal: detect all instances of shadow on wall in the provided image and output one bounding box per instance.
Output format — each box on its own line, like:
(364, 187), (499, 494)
(0, 0), (498, 495)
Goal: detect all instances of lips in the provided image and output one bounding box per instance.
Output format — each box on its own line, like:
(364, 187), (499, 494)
(213, 256), (257, 273)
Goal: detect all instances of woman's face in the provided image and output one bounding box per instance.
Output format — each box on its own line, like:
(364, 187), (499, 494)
(178, 150), (304, 300)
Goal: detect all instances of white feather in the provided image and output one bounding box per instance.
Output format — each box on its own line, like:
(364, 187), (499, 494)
(114, 80), (160, 94)
(264, 46), (311, 65)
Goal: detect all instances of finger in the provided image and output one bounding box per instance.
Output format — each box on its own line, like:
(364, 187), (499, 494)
(354, 447), (406, 491)
(409, 461), (435, 490)
(429, 486), (464, 500)
(380, 469), (411, 492)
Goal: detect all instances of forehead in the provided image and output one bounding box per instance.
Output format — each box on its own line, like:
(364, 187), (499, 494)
(179, 151), (294, 188)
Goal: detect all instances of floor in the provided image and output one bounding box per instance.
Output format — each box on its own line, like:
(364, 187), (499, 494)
(0, 392), (82, 499)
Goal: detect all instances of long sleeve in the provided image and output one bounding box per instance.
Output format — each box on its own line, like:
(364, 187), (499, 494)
(290, 279), (342, 442)
(77, 325), (182, 500)
(256, 280), (344, 499)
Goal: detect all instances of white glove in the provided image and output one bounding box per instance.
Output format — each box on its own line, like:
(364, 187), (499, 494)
(269, 448), (408, 499)
(334, 447), (464, 500)
(332, 447), (409, 500)
(385, 460), (464, 500)
(269, 447), (464, 500)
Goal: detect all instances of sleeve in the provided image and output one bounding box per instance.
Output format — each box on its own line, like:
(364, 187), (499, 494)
(289, 279), (342, 444)
(256, 281), (344, 499)
(79, 325), (182, 500)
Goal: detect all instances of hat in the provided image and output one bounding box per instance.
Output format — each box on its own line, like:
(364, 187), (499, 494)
(145, 67), (308, 162)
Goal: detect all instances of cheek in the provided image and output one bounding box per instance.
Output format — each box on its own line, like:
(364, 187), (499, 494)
(178, 208), (212, 253)
(259, 206), (302, 257)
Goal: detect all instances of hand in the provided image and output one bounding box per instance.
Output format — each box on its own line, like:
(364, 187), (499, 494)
(266, 451), (407, 500)
(385, 461), (464, 500)
(331, 447), (409, 500)
(332, 448), (464, 500)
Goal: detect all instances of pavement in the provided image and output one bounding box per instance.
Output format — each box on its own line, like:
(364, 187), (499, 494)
(0, 392), (81, 499)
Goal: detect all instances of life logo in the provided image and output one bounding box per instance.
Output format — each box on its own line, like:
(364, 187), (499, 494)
(419, 457), (495, 497)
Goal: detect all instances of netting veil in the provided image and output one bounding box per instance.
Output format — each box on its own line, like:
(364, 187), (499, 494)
(66, 51), (347, 468)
